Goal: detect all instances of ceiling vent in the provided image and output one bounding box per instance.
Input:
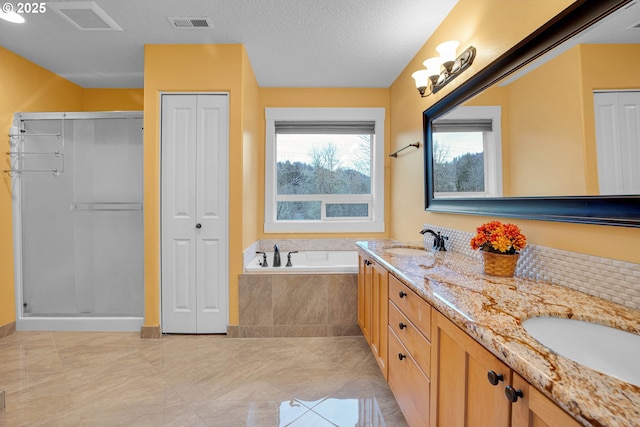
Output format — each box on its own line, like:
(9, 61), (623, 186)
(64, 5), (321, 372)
(49, 1), (122, 31)
(168, 17), (214, 29)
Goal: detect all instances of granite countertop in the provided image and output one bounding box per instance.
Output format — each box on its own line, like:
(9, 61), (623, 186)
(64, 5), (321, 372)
(356, 239), (640, 427)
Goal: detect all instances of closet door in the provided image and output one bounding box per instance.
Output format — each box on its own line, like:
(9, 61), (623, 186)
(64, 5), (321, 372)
(161, 94), (228, 333)
(594, 91), (640, 195)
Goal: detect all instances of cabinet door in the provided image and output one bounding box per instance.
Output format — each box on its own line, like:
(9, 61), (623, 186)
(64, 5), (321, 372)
(511, 373), (581, 427)
(370, 259), (389, 379)
(389, 328), (431, 427)
(431, 311), (511, 427)
(357, 255), (372, 341)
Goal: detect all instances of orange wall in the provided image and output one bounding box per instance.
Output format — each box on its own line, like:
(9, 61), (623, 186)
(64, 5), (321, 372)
(505, 46), (587, 196)
(82, 88), (144, 111)
(143, 44), (256, 327)
(0, 46), (143, 328)
(257, 88), (391, 240)
(0, 46), (83, 327)
(389, 0), (640, 265)
(579, 44), (640, 193)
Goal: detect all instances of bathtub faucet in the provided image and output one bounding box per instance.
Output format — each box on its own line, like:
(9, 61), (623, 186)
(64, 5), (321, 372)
(255, 251), (268, 267)
(419, 228), (448, 251)
(273, 244), (281, 267)
(286, 251), (298, 267)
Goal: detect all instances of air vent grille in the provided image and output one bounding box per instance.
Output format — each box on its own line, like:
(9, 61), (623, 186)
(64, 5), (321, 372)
(49, 1), (122, 31)
(168, 17), (213, 29)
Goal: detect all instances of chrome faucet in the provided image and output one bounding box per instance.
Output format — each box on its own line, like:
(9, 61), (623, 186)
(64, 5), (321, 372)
(273, 244), (281, 267)
(420, 228), (448, 251)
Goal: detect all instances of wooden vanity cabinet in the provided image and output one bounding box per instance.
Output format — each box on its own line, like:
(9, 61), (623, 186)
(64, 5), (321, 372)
(431, 311), (581, 427)
(388, 274), (432, 427)
(511, 373), (581, 427)
(357, 253), (388, 379)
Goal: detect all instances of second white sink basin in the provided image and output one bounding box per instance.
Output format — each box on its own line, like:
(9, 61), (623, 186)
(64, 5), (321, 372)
(522, 317), (640, 387)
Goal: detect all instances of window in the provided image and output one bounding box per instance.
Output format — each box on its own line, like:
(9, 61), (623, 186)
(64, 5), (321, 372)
(265, 108), (385, 233)
(432, 106), (502, 198)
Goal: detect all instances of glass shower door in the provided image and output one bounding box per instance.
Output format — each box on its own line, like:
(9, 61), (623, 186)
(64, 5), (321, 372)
(20, 114), (143, 318)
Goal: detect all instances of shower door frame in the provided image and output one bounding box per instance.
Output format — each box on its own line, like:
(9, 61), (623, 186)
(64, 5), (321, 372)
(12, 111), (145, 332)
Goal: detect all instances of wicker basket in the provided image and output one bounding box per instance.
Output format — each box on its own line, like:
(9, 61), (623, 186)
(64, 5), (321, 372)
(482, 251), (519, 277)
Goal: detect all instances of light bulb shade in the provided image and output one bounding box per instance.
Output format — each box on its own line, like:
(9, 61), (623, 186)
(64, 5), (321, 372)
(411, 70), (430, 89)
(0, 11), (25, 23)
(436, 40), (460, 64)
(423, 57), (442, 78)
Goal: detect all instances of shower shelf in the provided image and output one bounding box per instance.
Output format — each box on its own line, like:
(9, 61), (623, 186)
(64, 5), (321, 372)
(70, 202), (143, 212)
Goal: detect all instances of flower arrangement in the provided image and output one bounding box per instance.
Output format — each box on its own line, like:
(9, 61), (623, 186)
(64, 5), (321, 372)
(470, 220), (526, 255)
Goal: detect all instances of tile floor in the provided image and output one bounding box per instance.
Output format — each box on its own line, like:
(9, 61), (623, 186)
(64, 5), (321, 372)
(0, 332), (408, 426)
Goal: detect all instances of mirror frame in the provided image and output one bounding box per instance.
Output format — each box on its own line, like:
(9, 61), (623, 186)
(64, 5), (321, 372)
(424, 0), (640, 227)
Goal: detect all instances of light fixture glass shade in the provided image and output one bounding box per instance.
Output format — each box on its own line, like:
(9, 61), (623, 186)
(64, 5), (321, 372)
(0, 11), (26, 23)
(436, 40), (460, 64)
(423, 57), (442, 78)
(411, 70), (430, 89)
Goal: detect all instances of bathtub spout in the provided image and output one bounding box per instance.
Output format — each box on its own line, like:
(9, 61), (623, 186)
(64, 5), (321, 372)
(273, 245), (281, 267)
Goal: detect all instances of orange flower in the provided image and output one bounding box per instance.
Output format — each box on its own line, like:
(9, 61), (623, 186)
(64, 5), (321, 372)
(470, 220), (526, 254)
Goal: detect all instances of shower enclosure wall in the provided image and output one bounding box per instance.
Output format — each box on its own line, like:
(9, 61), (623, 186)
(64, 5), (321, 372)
(9, 112), (144, 331)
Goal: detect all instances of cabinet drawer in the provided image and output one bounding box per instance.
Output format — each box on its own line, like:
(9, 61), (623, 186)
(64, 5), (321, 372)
(389, 301), (431, 376)
(389, 274), (431, 339)
(388, 329), (430, 427)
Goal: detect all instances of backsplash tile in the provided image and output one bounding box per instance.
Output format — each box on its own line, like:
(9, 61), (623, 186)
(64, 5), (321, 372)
(423, 223), (640, 312)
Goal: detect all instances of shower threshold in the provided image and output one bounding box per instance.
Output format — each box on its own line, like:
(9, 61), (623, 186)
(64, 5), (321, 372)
(16, 314), (144, 332)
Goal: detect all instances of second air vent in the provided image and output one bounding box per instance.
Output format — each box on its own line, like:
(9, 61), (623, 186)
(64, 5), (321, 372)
(168, 17), (213, 29)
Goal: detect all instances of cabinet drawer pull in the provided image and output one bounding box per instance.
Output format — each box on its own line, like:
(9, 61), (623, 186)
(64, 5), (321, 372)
(399, 290), (407, 298)
(398, 353), (406, 360)
(398, 322), (407, 330)
(487, 370), (504, 386)
(505, 386), (524, 403)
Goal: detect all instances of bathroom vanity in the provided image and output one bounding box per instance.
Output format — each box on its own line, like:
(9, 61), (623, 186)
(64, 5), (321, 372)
(357, 240), (640, 427)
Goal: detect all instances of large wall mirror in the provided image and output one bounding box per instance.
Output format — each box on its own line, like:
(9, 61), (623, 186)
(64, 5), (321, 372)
(424, 0), (640, 227)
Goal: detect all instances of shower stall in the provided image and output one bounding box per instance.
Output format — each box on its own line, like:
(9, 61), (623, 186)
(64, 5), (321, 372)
(8, 112), (144, 331)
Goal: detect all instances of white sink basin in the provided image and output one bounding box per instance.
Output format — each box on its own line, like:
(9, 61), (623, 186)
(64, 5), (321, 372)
(383, 246), (430, 256)
(522, 317), (640, 387)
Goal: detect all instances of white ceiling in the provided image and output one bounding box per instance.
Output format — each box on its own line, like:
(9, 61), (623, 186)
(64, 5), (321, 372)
(0, 0), (459, 89)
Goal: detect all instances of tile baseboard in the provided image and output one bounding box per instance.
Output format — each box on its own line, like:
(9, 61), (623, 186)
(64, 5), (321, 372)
(140, 325), (161, 339)
(0, 321), (16, 339)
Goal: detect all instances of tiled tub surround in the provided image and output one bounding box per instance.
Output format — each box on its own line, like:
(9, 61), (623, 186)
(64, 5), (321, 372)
(230, 273), (360, 338)
(358, 239), (640, 427)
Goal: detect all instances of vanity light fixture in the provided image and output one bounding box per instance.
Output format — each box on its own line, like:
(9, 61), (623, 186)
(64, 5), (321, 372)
(411, 40), (476, 97)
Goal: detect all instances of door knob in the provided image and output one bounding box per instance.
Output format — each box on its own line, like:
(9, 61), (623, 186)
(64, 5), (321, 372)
(195, 223), (202, 229)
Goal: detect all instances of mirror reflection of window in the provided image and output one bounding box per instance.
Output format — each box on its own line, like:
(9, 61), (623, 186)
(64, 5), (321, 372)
(432, 106), (502, 198)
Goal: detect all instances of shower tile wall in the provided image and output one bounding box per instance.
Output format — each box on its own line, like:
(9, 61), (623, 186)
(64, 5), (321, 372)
(232, 274), (360, 338)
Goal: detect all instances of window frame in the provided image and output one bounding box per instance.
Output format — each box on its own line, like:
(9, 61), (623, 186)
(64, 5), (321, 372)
(432, 106), (502, 198)
(264, 107), (385, 233)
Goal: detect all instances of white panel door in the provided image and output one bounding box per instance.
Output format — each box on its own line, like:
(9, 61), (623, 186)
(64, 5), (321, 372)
(594, 91), (640, 195)
(161, 94), (228, 333)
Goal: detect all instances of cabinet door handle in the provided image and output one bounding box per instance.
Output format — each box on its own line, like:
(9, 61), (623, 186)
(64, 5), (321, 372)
(364, 259), (372, 266)
(505, 386), (524, 403)
(399, 322), (407, 330)
(487, 370), (504, 386)
(398, 353), (406, 360)
(399, 291), (407, 298)
(195, 223), (202, 229)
